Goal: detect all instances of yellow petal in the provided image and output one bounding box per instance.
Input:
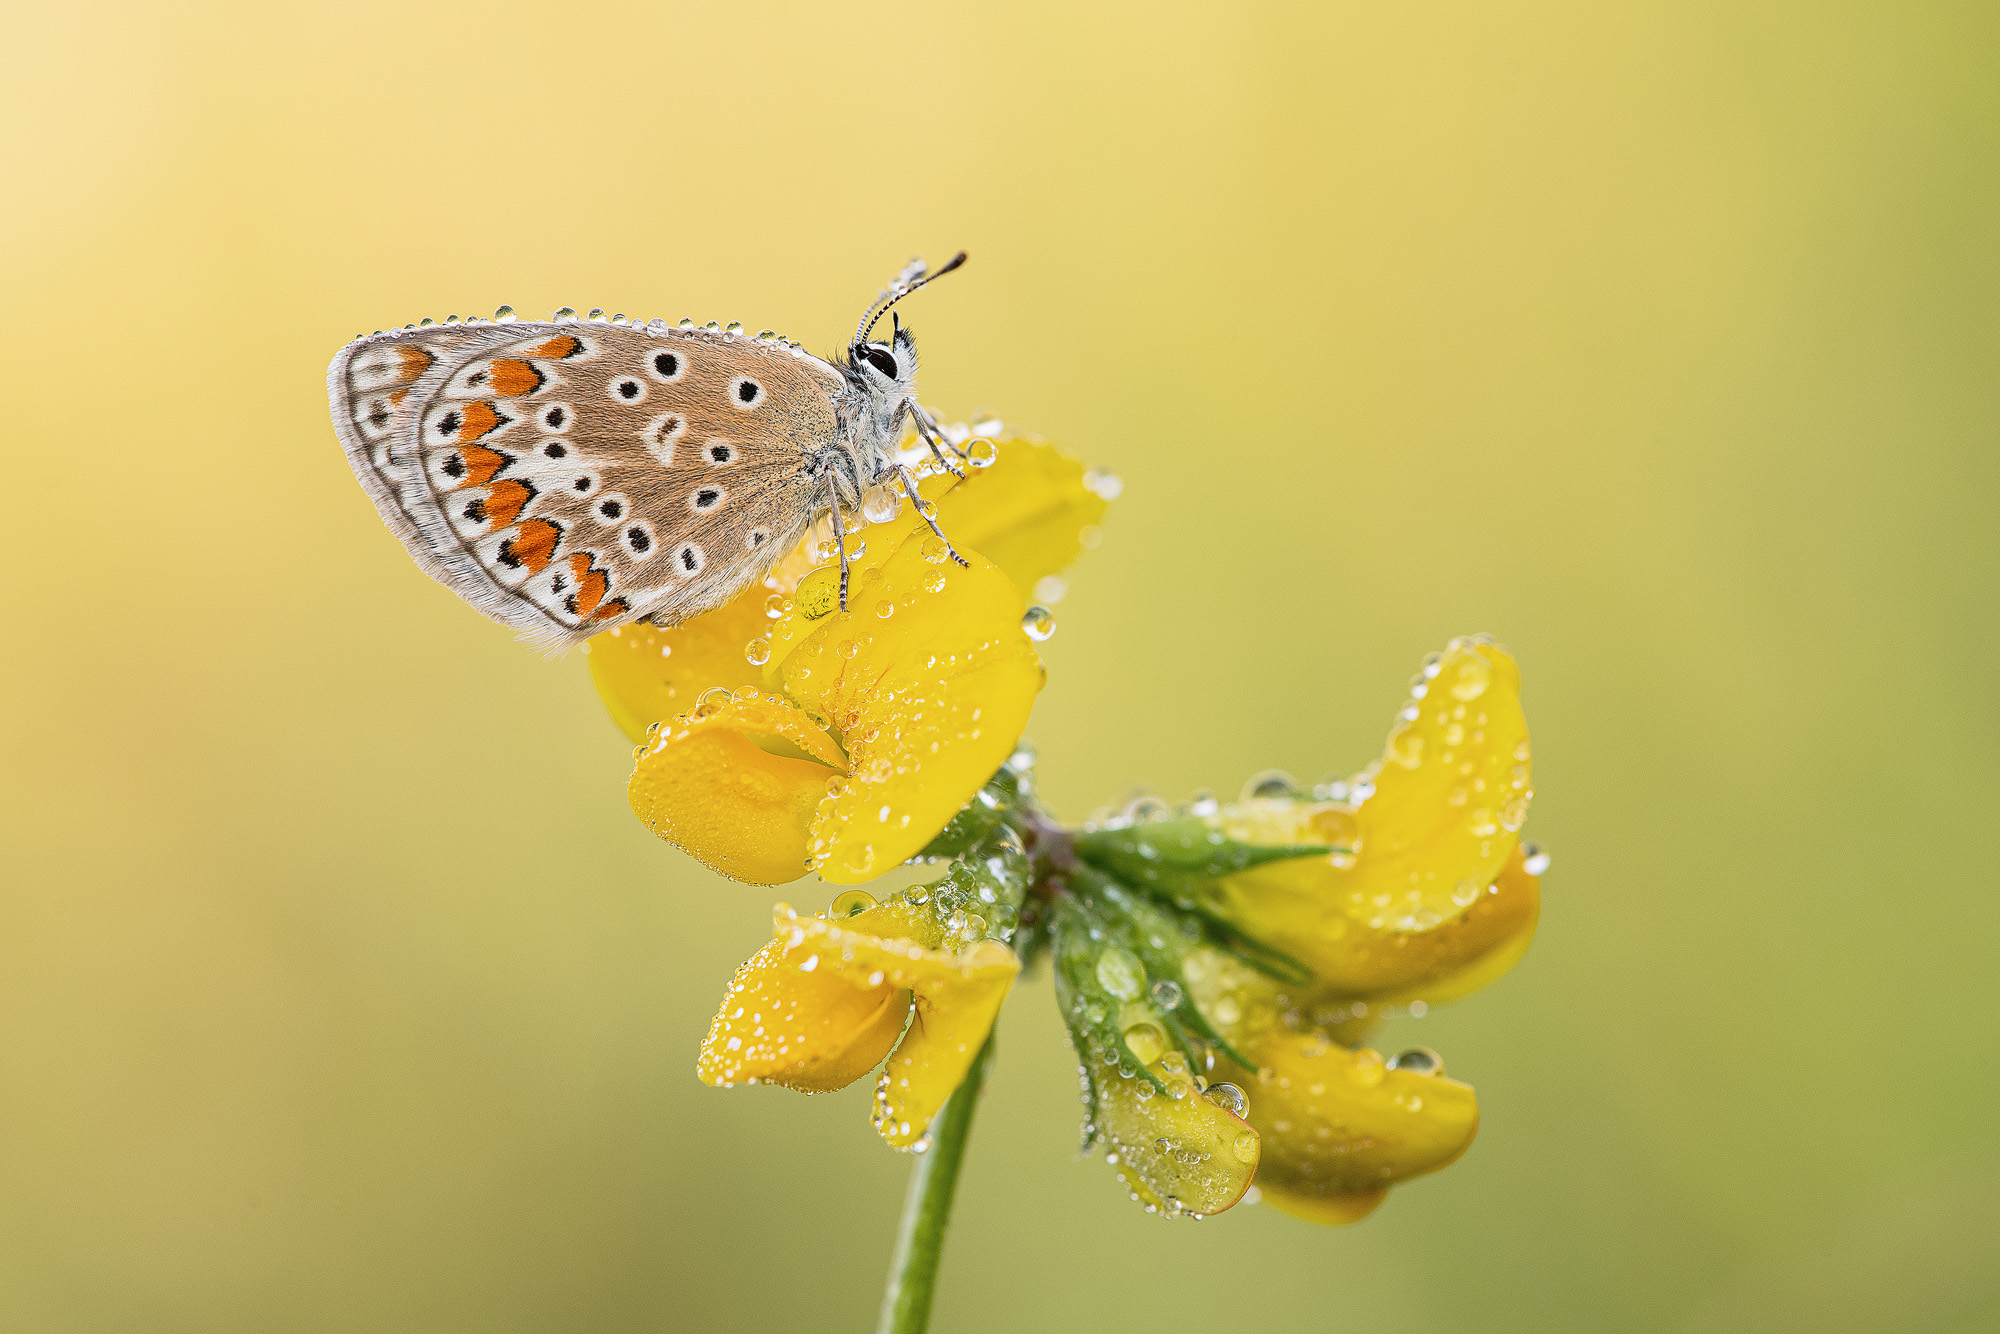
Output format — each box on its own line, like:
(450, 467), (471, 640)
(778, 536), (1042, 884)
(1213, 840), (1542, 1001)
(1087, 1047), (1261, 1218)
(1205, 638), (1531, 976)
(1259, 1185), (1387, 1225)
(1223, 1035), (1478, 1218)
(932, 438), (1111, 597)
(759, 470), (961, 681)
(697, 924), (910, 1093)
(587, 584), (773, 743)
(1343, 636), (1530, 929)
(872, 938), (1019, 1148)
(627, 695), (847, 885)
(1363, 844), (1541, 1004)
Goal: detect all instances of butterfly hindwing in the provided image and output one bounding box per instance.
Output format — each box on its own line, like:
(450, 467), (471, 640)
(329, 321), (845, 647)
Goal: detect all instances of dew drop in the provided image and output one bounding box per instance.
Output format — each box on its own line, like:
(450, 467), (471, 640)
(861, 486), (901, 523)
(725, 320), (744, 334)
(1232, 1131), (1259, 1162)
(693, 686), (732, 719)
(875, 600), (895, 619)
(744, 638), (771, 666)
(921, 536), (949, 564)
(1388, 1047), (1443, 1076)
(494, 305), (517, 322)
(1207, 1082), (1248, 1116)
(966, 437), (999, 468)
(1121, 1022), (1166, 1065)
(1521, 843), (1551, 876)
(553, 306), (577, 320)
(1095, 947), (1144, 1000)
(587, 308), (606, 320)
(1021, 606), (1055, 641)
(1083, 469), (1124, 500)
(831, 889), (877, 918)
(764, 593), (790, 620)
(1447, 650), (1492, 701)
(1149, 979), (1185, 1010)
(1241, 769), (1299, 802)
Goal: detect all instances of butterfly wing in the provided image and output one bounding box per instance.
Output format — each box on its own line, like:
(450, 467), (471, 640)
(329, 321), (845, 648)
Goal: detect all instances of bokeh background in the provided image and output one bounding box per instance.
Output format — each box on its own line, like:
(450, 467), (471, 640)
(5, 2), (1997, 1330)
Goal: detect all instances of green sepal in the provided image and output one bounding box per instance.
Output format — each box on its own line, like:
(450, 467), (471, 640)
(1049, 896), (1172, 1098)
(1066, 863), (1258, 1069)
(1075, 817), (1340, 881)
(900, 818), (1031, 943)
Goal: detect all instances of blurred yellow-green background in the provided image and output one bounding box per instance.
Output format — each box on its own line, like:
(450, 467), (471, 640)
(5, 2), (1997, 1330)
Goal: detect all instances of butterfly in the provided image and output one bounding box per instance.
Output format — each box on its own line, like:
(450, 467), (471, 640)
(327, 254), (974, 650)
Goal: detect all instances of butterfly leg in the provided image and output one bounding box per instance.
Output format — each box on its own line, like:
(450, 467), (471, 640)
(910, 402), (970, 460)
(893, 465), (972, 569)
(905, 403), (967, 478)
(827, 470), (854, 611)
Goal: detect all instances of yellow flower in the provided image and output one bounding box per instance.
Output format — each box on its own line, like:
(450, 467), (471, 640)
(1066, 635), (1543, 1223)
(590, 437), (1109, 885)
(1180, 934), (1498, 1224)
(1202, 636), (1539, 1001)
(699, 897), (1019, 1149)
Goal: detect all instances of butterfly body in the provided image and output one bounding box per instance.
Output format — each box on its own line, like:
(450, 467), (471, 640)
(327, 259), (966, 650)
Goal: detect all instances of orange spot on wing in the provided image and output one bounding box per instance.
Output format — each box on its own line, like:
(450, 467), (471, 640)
(457, 444), (509, 487)
(592, 596), (630, 622)
(484, 480), (535, 527)
(504, 519), (561, 575)
(527, 335), (580, 360)
(453, 401), (506, 442)
(487, 359), (546, 397)
(396, 346), (434, 378)
(565, 553), (608, 616)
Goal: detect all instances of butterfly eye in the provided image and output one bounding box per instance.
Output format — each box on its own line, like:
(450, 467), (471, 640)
(859, 344), (899, 378)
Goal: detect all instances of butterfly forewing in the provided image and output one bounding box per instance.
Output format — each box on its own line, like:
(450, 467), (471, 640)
(329, 322), (844, 648)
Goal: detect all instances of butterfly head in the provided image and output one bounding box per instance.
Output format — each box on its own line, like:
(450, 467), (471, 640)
(847, 318), (919, 394)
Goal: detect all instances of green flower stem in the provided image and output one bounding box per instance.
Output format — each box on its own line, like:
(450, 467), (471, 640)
(876, 1029), (997, 1334)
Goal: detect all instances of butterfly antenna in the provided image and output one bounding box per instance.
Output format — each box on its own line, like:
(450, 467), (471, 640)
(854, 251), (968, 345)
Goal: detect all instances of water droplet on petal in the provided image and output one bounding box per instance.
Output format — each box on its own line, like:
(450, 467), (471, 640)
(744, 638), (771, 666)
(1241, 769), (1299, 802)
(1207, 1082), (1248, 1116)
(966, 437), (998, 468)
(1388, 1047), (1443, 1076)
(861, 486), (901, 523)
(1021, 606), (1055, 641)
(1122, 1022), (1166, 1064)
(1521, 843), (1551, 876)
(831, 889), (877, 918)
(693, 686), (732, 719)
(1149, 979), (1184, 1010)
(1447, 649), (1492, 700)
